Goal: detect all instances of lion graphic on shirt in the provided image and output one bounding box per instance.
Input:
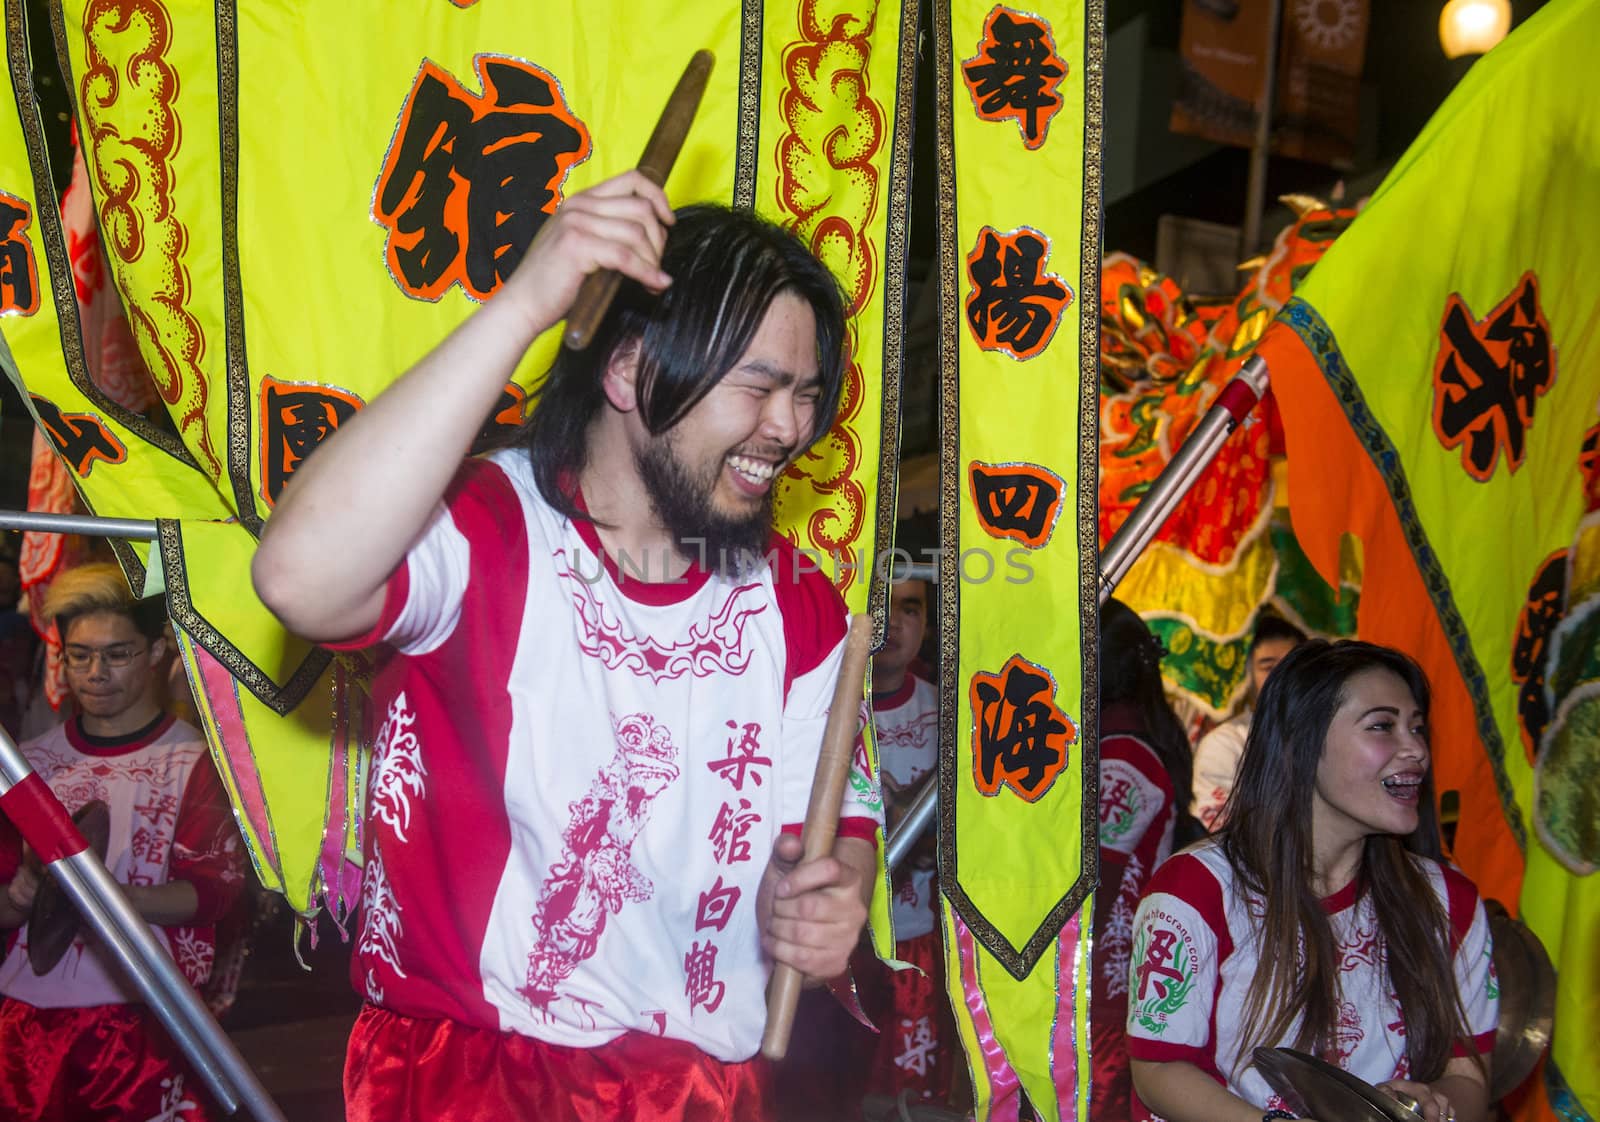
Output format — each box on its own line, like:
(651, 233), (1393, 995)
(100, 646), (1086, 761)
(522, 712), (681, 1014)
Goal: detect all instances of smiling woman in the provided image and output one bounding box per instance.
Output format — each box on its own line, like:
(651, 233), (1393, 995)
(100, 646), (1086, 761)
(1125, 641), (1499, 1122)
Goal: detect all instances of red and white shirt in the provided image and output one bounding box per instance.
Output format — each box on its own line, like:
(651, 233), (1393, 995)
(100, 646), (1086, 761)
(342, 449), (881, 1061)
(1095, 723), (1176, 1005)
(1191, 714), (1250, 831)
(873, 675), (938, 941)
(1126, 841), (1498, 1112)
(0, 715), (245, 1008)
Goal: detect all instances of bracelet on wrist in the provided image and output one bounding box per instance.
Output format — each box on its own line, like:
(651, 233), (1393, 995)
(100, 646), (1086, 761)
(1263, 1110), (1296, 1121)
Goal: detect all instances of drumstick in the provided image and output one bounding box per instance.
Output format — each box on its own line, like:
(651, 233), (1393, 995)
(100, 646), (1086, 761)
(563, 49), (714, 350)
(761, 614), (876, 1060)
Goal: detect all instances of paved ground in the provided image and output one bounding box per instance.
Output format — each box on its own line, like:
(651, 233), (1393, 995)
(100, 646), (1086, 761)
(220, 897), (359, 1122)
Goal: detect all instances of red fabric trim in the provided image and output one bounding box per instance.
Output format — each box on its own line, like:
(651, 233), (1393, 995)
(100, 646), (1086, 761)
(780, 817), (879, 850)
(321, 560), (412, 651)
(871, 674), (918, 712)
(769, 536), (848, 702)
(569, 490), (712, 606)
(64, 713), (176, 756)
(0, 773), (86, 863)
(1124, 1036), (1224, 1075)
(169, 755), (246, 925)
(1320, 875), (1363, 915)
(1144, 852), (1234, 965)
(1101, 732), (1172, 791)
(1457, 1028), (1496, 1057)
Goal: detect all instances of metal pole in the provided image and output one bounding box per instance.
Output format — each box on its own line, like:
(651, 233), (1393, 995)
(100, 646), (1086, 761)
(1100, 355), (1270, 598)
(0, 511), (158, 540)
(1240, 0), (1284, 257)
(0, 728), (287, 1121)
(885, 356), (1271, 873)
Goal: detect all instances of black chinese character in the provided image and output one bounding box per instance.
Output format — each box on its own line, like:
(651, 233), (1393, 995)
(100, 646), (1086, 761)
(1434, 273), (1554, 481)
(966, 229), (1070, 359)
(376, 57), (589, 301)
(962, 12), (1065, 147)
(261, 379), (362, 504)
(972, 657), (1072, 801)
(1512, 551), (1567, 758)
(969, 462), (1063, 548)
(0, 194), (38, 315)
(30, 395), (125, 476)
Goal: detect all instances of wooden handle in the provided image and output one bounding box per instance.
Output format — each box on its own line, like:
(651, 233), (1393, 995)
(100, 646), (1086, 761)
(563, 49), (715, 350)
(760, 614), (875, 1060)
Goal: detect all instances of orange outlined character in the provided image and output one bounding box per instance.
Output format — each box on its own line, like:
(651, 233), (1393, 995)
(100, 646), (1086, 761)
(968, 461), (1065, 549)
(0, 190), (40, 317)
(961, 7), (1066, 149)
(965, 226), (1072, 360)
(969, 654), (1076, 802)
(374, 55), (590, 302)
(1432, 272), (1554, 481)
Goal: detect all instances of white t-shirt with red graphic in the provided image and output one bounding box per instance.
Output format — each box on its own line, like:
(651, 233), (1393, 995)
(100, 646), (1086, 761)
(343, 449), (882, 1062)
(0, 715), (245, 1008)
(1126, 841), (1498, 1112)
(873, 675), (938, 941)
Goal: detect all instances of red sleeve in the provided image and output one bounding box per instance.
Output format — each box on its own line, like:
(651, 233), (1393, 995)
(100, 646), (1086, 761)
(169, 755), (248, 925)
(768, 536), (848, 702)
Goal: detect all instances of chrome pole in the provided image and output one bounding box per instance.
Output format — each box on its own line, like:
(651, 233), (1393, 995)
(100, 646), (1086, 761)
(0, 511), (158, 539)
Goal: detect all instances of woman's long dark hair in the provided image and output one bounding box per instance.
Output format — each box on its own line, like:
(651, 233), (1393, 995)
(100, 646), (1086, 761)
(519, 205), (848, 518)
(1100, 598), (1197, 843)
(1217, 640), (1476, 1083)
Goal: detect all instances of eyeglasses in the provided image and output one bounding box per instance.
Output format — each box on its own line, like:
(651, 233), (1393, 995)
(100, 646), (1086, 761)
(62, 643), (149, 670)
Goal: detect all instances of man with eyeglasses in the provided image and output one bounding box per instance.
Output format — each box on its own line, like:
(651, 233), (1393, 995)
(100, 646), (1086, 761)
(0, 562), (246, 1121)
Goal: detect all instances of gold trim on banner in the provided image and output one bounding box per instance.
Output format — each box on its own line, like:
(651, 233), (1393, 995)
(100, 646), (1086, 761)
(733, 0), (761, 212)
(934, 0), (1106, 981)
(7, 0), (196, 482)
(157, 520), (331, 716)
(867, 0), (921, 647)
(932, 0), (963, 951)
(1074, 0), (1107, 920)
(215, 1), (263, 537)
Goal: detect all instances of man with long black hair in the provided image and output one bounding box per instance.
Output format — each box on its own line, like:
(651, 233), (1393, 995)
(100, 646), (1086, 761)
(253, 171), (881, 1121)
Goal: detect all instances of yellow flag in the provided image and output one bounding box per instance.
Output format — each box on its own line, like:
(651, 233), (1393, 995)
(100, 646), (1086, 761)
(933, 1), (1100, 1116)
(1260, 2), (1600, 1116)
(4, 0), (916, 920)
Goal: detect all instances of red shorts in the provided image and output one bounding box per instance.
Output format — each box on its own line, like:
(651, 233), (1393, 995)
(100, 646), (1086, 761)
(0, 997), (215, 1121)
(862, 930), (956, 1104)
(345, 1003), (773, 1121)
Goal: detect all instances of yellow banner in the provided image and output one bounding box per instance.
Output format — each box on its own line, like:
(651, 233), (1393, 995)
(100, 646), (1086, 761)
(1261, 2), (1600, 1115)
(934, 0), (1100, 1116)
(5, 0), (915, 918)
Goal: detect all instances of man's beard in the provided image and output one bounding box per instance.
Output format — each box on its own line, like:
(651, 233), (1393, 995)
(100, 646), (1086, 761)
(635, 435), (776, 577)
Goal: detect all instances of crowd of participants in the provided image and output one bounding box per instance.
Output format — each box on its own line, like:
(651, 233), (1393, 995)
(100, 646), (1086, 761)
(0, 166), (1499, 1122)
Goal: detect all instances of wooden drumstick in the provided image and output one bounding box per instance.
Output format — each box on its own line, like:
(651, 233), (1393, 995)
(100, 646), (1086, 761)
(562, 49), (715, 350)
(761, 614), (876, 1060)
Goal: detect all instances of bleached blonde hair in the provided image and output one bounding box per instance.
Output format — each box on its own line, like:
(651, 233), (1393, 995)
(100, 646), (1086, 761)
(42, 563), (164, 641)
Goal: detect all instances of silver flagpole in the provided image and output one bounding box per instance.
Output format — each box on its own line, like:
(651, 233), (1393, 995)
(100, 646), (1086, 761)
(885, 355), (1271, 872)
(0, 511), (158, 540)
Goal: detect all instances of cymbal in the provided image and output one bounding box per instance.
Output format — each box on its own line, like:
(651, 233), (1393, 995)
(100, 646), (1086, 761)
(27, 800), (111, 975)
(1253, 1047), (1424, 1122)
(1485, 901), (1556, 1101)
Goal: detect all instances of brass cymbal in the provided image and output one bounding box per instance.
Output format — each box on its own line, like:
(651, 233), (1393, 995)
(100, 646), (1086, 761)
(1253, 1047), (1424, 1122)
(1485, 901), (1556, 1101)
(27, 800), (111, 975)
